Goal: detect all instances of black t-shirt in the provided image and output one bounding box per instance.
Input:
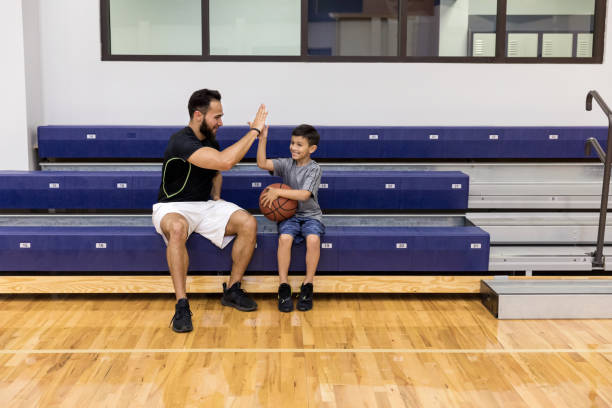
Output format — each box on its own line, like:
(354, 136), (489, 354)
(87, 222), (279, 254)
(157, 127), (220, 203)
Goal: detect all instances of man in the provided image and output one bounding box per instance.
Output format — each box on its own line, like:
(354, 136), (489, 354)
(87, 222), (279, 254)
(152, 89), (267, 332)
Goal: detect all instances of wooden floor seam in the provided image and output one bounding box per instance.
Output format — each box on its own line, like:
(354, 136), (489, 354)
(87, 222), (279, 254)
(2, 348), (612, 355)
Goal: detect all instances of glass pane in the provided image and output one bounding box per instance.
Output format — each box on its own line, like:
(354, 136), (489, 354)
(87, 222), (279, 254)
(307, 0), (399, 56)
(506, 0), (595, 58)
(210, 0), (301, 56)
(110, 0), (201, 55)
(405, 0), (497, 57)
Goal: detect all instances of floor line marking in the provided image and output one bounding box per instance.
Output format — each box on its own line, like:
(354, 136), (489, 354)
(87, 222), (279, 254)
(0, 348), (611, 355)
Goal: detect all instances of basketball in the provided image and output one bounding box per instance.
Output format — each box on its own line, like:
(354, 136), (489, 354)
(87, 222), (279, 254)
(259, 183), (298, 222)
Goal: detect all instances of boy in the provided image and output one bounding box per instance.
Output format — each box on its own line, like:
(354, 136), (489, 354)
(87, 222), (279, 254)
(257, 124), (324, 312)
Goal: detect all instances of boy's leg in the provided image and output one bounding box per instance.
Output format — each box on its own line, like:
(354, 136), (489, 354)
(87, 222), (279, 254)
(277, 234), (294, 284)
(304, 234), (321, 284)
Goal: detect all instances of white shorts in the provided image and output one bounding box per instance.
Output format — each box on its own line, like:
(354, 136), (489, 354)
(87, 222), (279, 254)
(152, 200), (243, 248)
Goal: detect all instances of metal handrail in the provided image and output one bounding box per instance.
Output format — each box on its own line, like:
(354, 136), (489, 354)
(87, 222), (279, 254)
(585, 90), (612, 269)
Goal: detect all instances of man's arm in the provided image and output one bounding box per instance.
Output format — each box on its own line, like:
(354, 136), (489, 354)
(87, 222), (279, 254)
(210, 172), (222, 200)
(188, 104), (268, 171)
(256, 125), (274, 172)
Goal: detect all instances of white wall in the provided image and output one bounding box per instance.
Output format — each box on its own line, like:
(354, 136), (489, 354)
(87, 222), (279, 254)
(0, 0), (31, 170)
(12, 0), (612, 171)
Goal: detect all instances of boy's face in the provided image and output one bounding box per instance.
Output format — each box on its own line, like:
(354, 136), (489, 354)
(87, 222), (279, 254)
(290, 135), (317, 161)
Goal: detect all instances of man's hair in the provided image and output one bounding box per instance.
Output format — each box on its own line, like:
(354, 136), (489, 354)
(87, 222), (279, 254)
(188, 89), (221, 118)
(292, 124), (320, 147)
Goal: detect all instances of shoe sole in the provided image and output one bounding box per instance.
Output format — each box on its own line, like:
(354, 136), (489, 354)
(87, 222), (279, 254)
(279, 305), (293, 313)
(172, 325), (193, 333)
(221, 298), (257, 312)
(297, 303), (312, 311)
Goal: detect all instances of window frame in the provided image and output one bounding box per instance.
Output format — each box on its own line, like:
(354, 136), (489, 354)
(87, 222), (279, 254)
(100, 0), (606, 63)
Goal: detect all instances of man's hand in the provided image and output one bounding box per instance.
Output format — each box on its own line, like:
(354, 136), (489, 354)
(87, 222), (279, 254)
(260, 187), (280, 208)
(250, 104), (268, 133)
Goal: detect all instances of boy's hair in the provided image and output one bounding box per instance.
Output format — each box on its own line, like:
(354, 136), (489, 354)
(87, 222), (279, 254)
(188, 89), (221, 118)
(292, 124), (320, 147)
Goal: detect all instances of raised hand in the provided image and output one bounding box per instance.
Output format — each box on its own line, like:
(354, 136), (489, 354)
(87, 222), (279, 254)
(250, 104), (268, 132)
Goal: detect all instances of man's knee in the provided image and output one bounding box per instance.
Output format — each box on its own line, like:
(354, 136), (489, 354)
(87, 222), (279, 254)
(238, 212), (257, 235)
(165, 220), (188, 242)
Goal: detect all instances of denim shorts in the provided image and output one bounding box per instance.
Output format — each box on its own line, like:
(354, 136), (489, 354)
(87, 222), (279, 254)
(278, 216), (325, 245)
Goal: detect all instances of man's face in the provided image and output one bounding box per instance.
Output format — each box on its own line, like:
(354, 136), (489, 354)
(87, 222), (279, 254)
(197, 100), (224, 139)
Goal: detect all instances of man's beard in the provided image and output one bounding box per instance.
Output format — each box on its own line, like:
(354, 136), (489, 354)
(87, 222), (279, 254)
(200, 122), (216, 143)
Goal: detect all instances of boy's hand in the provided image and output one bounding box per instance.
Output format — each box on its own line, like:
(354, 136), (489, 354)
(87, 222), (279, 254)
(250, 104), (268, 132)
(259, 124), (269, 139)
(260, 187), (280, 208)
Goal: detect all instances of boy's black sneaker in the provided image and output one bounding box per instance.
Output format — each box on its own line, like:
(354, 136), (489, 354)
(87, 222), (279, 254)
(297, 282), (314, 311)
(278, 283), (293, 313)
(170, 298), (193, 333)
(221, 281), (258, 311)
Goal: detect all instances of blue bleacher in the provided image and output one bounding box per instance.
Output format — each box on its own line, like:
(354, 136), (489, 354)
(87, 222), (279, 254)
(0, 226), (489, 272)
(0, 124), (500, 277)
(38, 125), (607, 159)
(0, 170), (469, 210)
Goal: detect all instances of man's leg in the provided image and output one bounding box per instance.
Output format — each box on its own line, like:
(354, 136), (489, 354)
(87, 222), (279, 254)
(160, 213), (190, 300)
(223, 210), (257, 286)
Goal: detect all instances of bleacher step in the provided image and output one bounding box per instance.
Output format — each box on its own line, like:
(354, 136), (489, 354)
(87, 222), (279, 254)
(481, 279), (612, 319)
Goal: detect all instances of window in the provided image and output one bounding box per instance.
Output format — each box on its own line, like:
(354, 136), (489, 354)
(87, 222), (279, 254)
(100, 0), (606, 62)
(506, 0), (596, 58)
(109, 0), (202, 55)
(210, 0), (301, 56)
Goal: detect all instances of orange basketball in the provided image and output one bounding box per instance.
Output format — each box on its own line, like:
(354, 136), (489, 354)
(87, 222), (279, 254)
(259, 183), (298, 222)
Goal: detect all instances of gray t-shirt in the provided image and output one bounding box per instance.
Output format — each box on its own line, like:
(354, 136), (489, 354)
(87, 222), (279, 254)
(272, 158), (323, 222)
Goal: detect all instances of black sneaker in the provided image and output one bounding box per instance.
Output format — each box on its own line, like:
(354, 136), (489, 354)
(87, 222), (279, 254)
(278, 283), (293, 313)
(221, 281), (258, 311)
(170, 298), (193, 333)
(297, 283), (314, 311)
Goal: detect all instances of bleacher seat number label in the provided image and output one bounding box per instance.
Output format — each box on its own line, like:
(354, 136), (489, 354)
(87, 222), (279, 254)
(429, 134), (439, 140)
(96, 243), (107, 249)
(549, 134), (559, 140)
(116, 183), (127, 189)
(86, 134), (96, 139)
(396, 243), (407, 249)
(369, 134), (379, 140)
(489, 134), (499, 140)
(19, 242), (31, 249)
(385, 184), (396, 189)
(49, 183), (60, 189)
(319, 183), (328, 189)
(251, 182), (262, 188)
(452, 184), (462, 189)
(322, 243), (332, 249)
(471, 243), (482, 249)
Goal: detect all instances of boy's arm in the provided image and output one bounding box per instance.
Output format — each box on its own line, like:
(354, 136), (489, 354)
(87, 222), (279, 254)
(260, 187), (311, 208)
(188, 104), (267, 171)
(210, 172), (222, 200)
(256, 124), (274, 172)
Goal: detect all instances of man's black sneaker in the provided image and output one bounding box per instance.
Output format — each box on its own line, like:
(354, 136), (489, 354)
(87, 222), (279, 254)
(297, 282), (314, 311)
(278, 283), (293, 313)
(221, 281), (258, 311)
(170, 298), (193, 333)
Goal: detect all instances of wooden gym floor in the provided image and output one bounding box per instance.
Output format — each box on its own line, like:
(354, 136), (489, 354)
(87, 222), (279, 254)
(0, 293), (611, 407)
